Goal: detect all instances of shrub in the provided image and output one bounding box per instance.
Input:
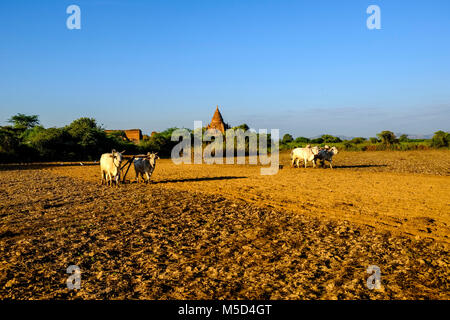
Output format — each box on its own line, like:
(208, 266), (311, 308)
(342, 142), (358, 151)
(350, 137), (366, 144)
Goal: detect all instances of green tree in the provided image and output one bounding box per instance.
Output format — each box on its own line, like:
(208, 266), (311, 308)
(281, 134), (294, 144)
(0, 126), (20, 153)
(106, 130), (127, 141)
(139, 127), (180, 157)
(233, 123), (250, 131)
(399, 134), (409, 142)
(310, 137), (324, 144)
(27, 127), (72, 160)
(350, 137), (366, 144)
(369, 137), (379, 144)
(294, 136), (310, 144)
(65, 118), (109, 159)
(430, 130), (449, 148)
(377, 131), (398, 146)
(8, 113), (39, 130)
(321, 134), (342, 143)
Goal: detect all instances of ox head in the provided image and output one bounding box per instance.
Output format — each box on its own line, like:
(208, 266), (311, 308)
(146, 152), (160, 166)
(330, 146), (338, 154)
(111, 149), (124, 168)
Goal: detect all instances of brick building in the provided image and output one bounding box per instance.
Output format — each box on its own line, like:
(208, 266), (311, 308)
(206, 106), (229, 133)
(105, 129), (143, 143)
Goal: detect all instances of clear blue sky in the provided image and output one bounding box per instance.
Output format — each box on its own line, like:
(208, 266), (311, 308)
(1, 0), (449, 137)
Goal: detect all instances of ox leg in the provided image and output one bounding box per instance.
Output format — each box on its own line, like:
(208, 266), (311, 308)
(145, 173), (150, 184)
(329, 161), (333, 169)
(292, 157), (297, 168)
(304, 159), (307, 168)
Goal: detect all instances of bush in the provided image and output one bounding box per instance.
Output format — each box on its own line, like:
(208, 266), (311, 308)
(342, 142), (359, 151)
(350, 137), (366, 144)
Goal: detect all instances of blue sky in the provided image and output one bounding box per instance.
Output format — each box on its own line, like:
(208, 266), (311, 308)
(1, 0), (449, 137)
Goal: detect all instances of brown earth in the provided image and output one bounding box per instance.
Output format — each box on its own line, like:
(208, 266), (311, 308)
(0, 150), (449, 299)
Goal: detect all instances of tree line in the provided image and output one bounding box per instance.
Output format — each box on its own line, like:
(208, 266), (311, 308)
(279, 130), (450, 151)
(1, 114), (448, 163)
(0, 115), (271, 163)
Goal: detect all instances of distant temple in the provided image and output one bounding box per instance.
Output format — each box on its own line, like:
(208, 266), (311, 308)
(105, 129), (143, 143)
(206, 106), (229, 133)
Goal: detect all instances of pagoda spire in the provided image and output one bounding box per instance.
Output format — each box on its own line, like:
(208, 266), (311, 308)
(207, 105), (227, 133)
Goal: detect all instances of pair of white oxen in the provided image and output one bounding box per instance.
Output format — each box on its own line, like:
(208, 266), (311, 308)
(100, 150), (159, 187)
(291, 145), (339, 169)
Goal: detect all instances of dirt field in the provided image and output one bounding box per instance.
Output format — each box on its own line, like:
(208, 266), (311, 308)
(0, 150), (449, 299)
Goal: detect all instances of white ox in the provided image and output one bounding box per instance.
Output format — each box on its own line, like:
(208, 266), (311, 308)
(100, 149), (124, 187)
(291, 145), (320, 168)
(134, 152), (159, 183)
(315, 146), (339, 168)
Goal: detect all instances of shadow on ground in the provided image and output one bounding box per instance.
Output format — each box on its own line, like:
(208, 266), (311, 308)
(335, 164), (388, 169)
(157, 176), (248, 183)
(0, 162), (98, 171)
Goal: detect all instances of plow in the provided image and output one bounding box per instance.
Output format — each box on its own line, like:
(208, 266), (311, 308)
(119, 154), (152, 183)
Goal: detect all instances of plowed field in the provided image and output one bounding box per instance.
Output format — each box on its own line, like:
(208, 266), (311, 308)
(0, 150), (449, 299)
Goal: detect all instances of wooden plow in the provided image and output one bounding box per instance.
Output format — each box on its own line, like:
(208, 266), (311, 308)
(120, 154), (150, 183)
